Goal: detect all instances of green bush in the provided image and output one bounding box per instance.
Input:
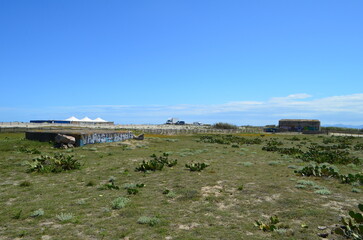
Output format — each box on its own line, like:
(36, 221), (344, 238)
(19, 181), (31, 187)
(340, 173), (363, 185)
(299, 145), (359, 164)
(101, 177), (120, 190)
(185, 162), (209, 172)
(56, 213), (74, 222)
(254, 215), (280, 232)
(137, 216), (160, 226)
(27, 153), (81, 173)
(295, 163), (362, 186)
(30, 209), (44, 218)
(199, 135), (262, 145)
(111, 197), (130, 209)
(212, 122), (238, 129)
(295, 163), (340, 178)
(135, 153), (177, 172)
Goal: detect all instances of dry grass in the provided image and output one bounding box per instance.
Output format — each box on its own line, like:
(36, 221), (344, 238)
(0, 133), (362, 239)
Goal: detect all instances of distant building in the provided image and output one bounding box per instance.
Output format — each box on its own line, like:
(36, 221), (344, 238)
(278, 119), (320, 132)
(30, 116), (114, 125)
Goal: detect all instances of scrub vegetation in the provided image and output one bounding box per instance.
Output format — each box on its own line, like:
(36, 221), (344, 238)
(0, 132), (362, 239)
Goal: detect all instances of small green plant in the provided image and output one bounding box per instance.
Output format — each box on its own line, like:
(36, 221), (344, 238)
(178, 189), (200, 201)
(314, 188), (331, 195)
(12, 209), (22, 219)
(137, 216), (160, 226)
(102, 177), (120, 190)
(135, 153), (177, 172)
(237, 185), (244, 191)
(151, 153), (178, 167)
(56, 212), (74, 222)
(166, 191), (177, 198)
(127, 188), (139, 195)
(352, 188), (361, 193)
(268, 161), (281, 166)
(111, 197), (130, 209)
(30, 209), (44, 217)
(242, 162), (253, 167)
(86, 180), (96, 187)
(19, 181), (31, 187)
(27, 153), (81, 173)
(185, 162), (209, 171)
(19, 147), (41, 154)
(76, 199), (86, 205)
(123, 183), (144, 194)
(254, 215), (280, 232)
(334, 203), (363, 239)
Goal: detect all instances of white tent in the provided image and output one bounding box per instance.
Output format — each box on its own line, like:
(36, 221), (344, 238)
(80, 117), (93, 122)
(93, 117), (107, 122)
(65, 116), (80, 121)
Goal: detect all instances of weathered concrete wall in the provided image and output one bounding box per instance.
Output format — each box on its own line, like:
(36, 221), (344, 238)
(25, 131), (134, 147)
(79, 132), (134, 146)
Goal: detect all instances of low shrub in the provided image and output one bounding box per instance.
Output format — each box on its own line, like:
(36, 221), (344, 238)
(199, 135), (262, 145)
(137, 216), (160, 226)
(185, 162), (209, 172)
(254, 215), (281, 232)
(242, 162), (253, 167)
(299, 145), (359, 164)
(19, 147), (41, 154)
(56, 213), (74, 222)
(135, 153), (177, 172)
(111, 197), (130, 209)
(295, 163), (362, 186)
(30, 209), (44, 218)
(295, 162), (340, 178)
(212, 122), (238, 129)
(314, 188), (331, 195)
(27, 153), (81, 173)
(19, 181), (31, 187)
(101, 177), (120, 190)
(340, 173), (363, 185)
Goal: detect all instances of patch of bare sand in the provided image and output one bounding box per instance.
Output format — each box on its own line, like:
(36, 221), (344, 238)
(178, 222), (200, 230)
(322, 200), (358, 214)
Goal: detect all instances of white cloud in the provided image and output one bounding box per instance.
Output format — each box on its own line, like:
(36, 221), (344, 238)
(1, 93), (363, 125)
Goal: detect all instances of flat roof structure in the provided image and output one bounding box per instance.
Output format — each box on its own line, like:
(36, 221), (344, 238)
(278, 119), (321, 132)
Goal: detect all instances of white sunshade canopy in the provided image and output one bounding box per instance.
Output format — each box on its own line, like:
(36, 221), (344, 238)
(80, 117), (93, 122)
(93, 117), (107, 122)
(65, 116), (80, 121)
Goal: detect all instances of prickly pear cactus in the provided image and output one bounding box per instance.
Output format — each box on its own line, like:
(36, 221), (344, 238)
(334, 204), (363, 240)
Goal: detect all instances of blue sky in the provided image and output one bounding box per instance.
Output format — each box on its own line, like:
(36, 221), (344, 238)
(1, 1), (362, 125)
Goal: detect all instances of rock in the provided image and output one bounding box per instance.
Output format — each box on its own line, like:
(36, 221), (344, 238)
(54, 134), (75, 145)
(133, 134), (144, 140)
(318, 226), (327, 230)
(317, 233), (329, 238)
(60, 143), (68, 149)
